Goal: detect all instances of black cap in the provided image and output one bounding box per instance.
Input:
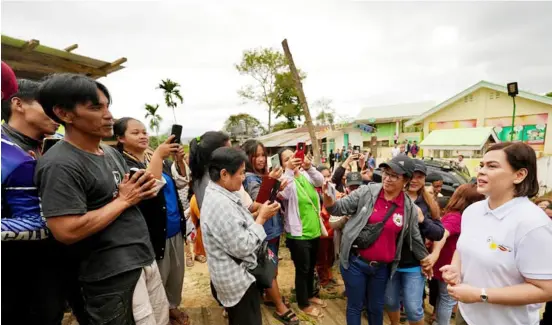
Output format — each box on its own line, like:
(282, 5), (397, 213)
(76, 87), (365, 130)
(413, 160), (427, 176)
(346, 172), (362, 187)
(379, 155), (415, 178)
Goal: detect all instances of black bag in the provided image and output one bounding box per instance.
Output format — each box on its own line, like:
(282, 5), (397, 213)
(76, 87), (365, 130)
(230, 241), (277, 289)
(352, 202), (398, 250)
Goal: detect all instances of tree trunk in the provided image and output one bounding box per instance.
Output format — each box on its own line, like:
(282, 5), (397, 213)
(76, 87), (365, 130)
(281, 39), (321, 165)
(268, 106), (272, 133)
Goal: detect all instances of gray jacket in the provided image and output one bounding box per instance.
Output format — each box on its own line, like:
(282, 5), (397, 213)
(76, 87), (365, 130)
(326, 183), (429, 277)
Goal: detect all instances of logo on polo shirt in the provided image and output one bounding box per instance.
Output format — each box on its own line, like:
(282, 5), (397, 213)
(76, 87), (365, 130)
(393, 213), (403, 227)
(486, 236), (512, 252)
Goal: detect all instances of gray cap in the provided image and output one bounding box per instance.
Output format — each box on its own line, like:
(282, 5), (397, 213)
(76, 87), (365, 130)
(379, 155), (415, 178)
(346, 172), (363, 186)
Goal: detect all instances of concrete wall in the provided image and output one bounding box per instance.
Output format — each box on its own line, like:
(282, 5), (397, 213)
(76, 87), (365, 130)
(422, 87), (552, 154)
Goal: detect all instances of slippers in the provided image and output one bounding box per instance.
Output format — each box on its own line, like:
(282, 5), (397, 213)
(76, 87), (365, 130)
(272, 310), (299, 325)
(308, 298), (327, 308)
(301, 306), (323, 318)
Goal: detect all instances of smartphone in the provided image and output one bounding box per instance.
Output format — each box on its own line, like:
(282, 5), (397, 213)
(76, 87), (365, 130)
(42, 138), (61, 154)
(295, 142), (306, 161)
(256, 176), (280, 203)
(270, 154), (281, 170)
(170, 124), (183, 144)
(268, 180), (282, 203)
(129, 167), (140, 178)
(353, 145), (361, 152)
(325, 182), (337, 199)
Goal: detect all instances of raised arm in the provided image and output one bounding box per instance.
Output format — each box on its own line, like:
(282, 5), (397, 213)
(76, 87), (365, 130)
(324, 184), (364, 217)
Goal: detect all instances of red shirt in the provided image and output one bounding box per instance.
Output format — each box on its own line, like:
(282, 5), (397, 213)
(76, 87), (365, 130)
(433, 211), (462, 280)
(359, 191), (404, 263)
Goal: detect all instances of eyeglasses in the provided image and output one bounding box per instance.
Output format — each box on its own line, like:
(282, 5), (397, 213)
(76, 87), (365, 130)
(382, 171), (400, 182)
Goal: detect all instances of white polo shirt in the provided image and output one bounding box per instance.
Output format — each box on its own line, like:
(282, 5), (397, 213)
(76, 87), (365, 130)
(457, 196), (552, 325)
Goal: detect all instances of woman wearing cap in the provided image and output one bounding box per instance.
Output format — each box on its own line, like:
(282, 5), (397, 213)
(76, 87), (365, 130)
(322, 155), (430, 325)
(386, 160), (444, 325)
(440, 142), (552, 325)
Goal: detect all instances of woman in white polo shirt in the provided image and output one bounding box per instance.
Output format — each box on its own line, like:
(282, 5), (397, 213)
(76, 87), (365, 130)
(440, 142), (552, 325)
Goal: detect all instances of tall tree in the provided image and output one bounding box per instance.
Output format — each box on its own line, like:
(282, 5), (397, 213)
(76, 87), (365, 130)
(235, 48), (287, 132)
(271, 71), (305, 127)
(158, 79), (183, 123)
(144, 103), (163, 136)
(546, 92), (552, 97)
(223, 113), (265, 137)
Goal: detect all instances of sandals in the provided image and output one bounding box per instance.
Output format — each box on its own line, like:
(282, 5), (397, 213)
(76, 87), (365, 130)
(308, 297), (327, 308)
(169, 309), (190, 325)
(264, 297), (291, 309)
(302, 306), (323, 318)
(195, 255), (207, 263)
(273, 310), (299, 325)
(186, 254), (194, 267)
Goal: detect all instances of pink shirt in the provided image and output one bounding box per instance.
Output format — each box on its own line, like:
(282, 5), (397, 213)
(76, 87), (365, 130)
(359, 191), (404, 263)
(433, 211), (462, 280)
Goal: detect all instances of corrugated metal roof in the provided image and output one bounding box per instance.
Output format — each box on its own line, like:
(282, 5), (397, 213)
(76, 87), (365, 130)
(258, 128), (331, 147)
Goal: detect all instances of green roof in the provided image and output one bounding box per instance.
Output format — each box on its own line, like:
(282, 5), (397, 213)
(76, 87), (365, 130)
(420, 127), (498, 150)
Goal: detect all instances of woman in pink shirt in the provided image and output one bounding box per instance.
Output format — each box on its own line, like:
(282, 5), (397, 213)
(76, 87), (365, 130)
(423, 183), (484, 324)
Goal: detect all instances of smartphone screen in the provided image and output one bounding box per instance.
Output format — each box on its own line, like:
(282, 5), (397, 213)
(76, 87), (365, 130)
(170, 124), (183, 144)
(42, 138), (61, 154)
(270, 154), (281, 169)
(268, 180), (281, 203)
(296, 142), (306, 161)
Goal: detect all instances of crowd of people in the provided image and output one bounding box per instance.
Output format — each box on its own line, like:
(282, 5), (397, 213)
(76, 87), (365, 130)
(1, 60), (552, 325)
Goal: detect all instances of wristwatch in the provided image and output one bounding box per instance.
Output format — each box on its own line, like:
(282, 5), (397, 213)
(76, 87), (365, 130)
(480, 288), (488, 303)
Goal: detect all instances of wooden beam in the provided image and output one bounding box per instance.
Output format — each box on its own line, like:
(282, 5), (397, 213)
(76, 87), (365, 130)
(1, 45), (107, 78)
(99, 57), (127, 71)
(22, 39), (40, 52)
(64, 44), (78, 52)
(281, 39), (321, 165)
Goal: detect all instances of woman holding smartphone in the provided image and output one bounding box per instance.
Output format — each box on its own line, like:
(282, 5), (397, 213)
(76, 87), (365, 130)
(241, 140), (298, 325)
(440, 142), (552, 325)
(114, 117), (190, 325)
(278, 147), (326, 319)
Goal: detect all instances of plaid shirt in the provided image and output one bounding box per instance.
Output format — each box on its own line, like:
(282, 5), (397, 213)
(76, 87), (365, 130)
(201, 181), (266, 307)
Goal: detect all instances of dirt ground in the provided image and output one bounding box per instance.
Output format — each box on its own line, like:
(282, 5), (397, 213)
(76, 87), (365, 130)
(181, 242), (344, 309)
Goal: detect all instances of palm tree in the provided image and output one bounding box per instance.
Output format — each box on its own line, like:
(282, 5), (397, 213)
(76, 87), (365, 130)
(144, 103), (163, 136)
(158, 79), (184, 123)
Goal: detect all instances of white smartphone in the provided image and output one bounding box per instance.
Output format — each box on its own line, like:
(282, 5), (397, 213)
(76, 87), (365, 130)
(270, 154), (281, 170)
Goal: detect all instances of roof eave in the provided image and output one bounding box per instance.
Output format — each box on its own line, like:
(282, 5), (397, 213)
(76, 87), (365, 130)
(404, 80), (552, 127)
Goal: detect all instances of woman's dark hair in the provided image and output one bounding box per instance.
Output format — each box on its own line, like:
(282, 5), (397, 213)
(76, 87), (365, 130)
(113, 117), (139, 152)
(317, 165), (329, 173)
(444, 183), (485, 214)
(241, 139), (268, 175)
(188, 131), (230, 199)
(486, 142), (539, 198)
(277, 147), (294, 168)
(208, 147), (248, 182)
(37, 73), (111, 125)
(1, 79), (41, 122)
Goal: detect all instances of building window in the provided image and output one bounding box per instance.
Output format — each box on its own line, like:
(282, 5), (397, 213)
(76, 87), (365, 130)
(495, 91), (500, 98)
(469, 94), (474, 102)
(490, 92), (494, 99)
(403, 123), (423, 133)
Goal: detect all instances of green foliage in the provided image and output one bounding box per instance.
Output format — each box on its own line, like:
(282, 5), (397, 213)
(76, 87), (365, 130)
(158, 79), (183, 122)
(271, 71), (306, 127)
(235, 48), (288, 132)
(148, 134), (169, 150)
(144, 103), (162, 136)
(272, 120), (297, 132)
(223, 113), (265, 136)
(546, 92), (552, 97)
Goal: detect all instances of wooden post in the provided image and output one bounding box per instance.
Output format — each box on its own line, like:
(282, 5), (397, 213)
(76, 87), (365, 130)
(281, 39), (321, 165)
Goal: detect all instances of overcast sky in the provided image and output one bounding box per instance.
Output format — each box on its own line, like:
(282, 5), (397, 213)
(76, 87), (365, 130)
(2, 0), (551, 137)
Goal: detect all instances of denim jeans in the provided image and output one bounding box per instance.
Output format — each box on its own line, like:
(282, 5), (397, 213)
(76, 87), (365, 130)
(435, 280), (457, 325)
(384, 268), (425, 322)
(340, 255), (389, 325)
